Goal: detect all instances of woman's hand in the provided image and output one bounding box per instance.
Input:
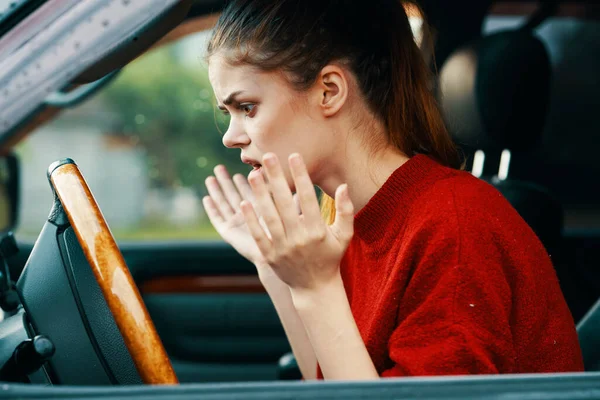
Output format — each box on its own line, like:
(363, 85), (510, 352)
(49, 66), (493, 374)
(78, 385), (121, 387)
(240, 152), (355, 294)
(202, 165), (270, 268)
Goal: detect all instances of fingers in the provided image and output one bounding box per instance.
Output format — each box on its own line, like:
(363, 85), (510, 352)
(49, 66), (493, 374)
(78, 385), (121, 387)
(293, 193), (302, 215)
(330, 183), (354, 244)
(248, 167), (286, 245)
(202, 195), (225, 228)
(214, 165), (243, 211)
(233, 173), (255, 204)
(240, 200), (271, 256)
(205, 176), (235, 219)
(232, 173), (265, 234)
(262, 153), (300, 236)
(288, 153), (322, 228)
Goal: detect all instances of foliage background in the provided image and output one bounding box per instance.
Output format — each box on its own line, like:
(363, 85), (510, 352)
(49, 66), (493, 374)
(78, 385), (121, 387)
(101, 44), (248, 193)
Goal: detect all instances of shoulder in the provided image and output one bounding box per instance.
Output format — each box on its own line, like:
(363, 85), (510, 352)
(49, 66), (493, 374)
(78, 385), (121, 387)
(410, 169), (525, 232)
(395, 169), (551, 300)
(421, 168), (508, 208)
(402, 168), (543, 263)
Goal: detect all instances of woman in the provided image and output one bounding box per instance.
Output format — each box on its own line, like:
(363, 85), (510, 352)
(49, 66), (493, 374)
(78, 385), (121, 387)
(202, 0), (584, 380)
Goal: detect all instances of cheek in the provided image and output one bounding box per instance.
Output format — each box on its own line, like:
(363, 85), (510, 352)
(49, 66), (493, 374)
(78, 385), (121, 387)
(250, 99), (323, 185)
(249, 106), (294, 149)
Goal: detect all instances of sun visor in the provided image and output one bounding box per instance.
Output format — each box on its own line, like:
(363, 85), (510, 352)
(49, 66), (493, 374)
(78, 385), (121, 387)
(73, 0), (192, 83)
(0, 0), (190, 144)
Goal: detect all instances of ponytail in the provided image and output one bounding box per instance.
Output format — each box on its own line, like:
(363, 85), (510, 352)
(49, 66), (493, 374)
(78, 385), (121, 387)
(320, 3), (461, 224)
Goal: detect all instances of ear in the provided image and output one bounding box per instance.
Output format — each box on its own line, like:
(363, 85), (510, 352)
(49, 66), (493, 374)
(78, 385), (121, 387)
(314, 64), (349, 118)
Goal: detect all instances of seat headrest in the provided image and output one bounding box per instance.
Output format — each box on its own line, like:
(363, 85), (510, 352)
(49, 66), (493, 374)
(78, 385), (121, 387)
(438, 30), (551, 152)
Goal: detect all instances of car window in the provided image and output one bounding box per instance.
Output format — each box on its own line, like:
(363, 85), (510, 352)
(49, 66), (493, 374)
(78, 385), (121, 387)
(14, 5), (428, 243)
(15, 30), (247, 241)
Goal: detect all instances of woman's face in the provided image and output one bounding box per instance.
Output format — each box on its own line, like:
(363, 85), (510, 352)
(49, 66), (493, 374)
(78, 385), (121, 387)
(208, 54), (334, 191)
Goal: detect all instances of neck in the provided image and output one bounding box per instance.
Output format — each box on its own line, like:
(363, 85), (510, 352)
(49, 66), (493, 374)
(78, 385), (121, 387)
(315, 128), (410, 213)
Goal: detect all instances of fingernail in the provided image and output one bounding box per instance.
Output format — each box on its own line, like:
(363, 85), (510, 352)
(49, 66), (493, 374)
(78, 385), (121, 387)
(289, 153), (302, 166)
(248, 173), (262, 185)
(264, 154), (276, 166)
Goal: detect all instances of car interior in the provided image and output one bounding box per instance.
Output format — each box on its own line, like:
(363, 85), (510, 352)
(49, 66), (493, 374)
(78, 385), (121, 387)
(0, 0), (598, 399)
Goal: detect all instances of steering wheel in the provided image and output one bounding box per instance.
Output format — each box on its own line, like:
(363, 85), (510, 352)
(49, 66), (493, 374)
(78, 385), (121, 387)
(48, 160), (178, 385)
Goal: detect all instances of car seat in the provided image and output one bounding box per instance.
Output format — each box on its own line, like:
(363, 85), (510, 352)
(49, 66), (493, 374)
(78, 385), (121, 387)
(437, 26), (562, 256)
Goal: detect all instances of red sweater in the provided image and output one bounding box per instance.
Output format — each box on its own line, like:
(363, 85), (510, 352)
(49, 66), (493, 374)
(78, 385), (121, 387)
(318, 154), (583, 378)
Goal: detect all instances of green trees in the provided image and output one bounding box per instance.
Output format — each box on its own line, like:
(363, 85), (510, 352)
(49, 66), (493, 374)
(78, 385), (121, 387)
(101, 44), (249, 193)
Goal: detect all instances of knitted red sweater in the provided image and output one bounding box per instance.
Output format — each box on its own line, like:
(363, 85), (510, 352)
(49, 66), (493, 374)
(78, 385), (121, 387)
(318, 154), (583, 378)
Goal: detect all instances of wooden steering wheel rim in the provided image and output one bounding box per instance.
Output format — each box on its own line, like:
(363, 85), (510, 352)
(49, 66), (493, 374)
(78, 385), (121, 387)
(49, 159), (178, 385)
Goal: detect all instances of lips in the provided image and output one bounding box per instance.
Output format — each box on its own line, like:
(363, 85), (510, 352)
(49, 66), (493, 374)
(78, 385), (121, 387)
(241, 156), (262, 170)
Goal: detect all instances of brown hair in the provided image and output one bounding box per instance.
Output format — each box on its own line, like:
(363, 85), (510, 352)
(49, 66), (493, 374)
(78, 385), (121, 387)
(207, 0), (461, 224)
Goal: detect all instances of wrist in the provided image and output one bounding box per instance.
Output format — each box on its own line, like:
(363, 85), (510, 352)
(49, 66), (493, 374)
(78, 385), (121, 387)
(255, 264), (288, 290)
(254, 261), (273, 278)
(289, 272), (345, 314)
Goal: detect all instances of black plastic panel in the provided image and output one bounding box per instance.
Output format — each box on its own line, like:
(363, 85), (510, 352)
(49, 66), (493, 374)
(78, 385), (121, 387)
(171, 360), (278, 384)
(144, 294), (287, 363)
(16, 222), (112, 385)
(0, 309), (30, 372)
(2, 372), (600, 399)
(122, 241), (256, 282)
(60, 227), (142, 385)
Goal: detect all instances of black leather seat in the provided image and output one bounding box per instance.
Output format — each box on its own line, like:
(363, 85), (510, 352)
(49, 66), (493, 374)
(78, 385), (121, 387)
(437, 27), (562, 256)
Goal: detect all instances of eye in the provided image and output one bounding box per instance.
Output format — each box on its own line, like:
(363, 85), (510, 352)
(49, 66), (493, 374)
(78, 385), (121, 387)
(240, 103), (256, 117)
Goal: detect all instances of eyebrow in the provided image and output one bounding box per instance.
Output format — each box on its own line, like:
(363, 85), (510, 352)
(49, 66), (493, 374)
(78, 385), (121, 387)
(217, 90), (245, 110)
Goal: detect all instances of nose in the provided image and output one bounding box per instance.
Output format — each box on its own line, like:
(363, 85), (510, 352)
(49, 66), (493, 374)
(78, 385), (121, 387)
(222, 122), (250, 149)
